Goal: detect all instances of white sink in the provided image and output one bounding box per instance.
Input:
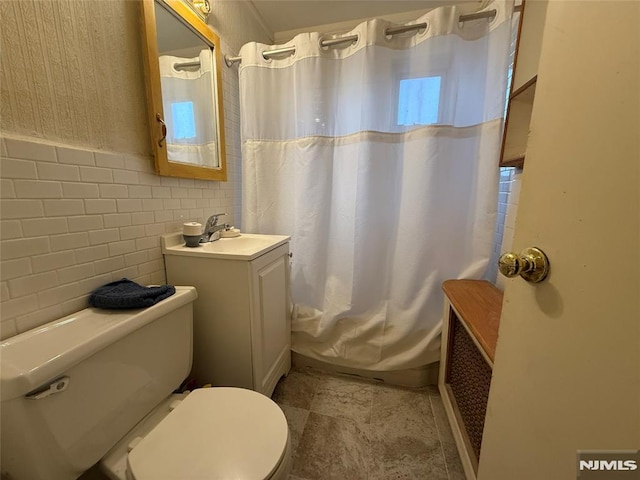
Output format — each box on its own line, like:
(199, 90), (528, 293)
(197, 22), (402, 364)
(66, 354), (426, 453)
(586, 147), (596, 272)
(161, 232), (290, 261)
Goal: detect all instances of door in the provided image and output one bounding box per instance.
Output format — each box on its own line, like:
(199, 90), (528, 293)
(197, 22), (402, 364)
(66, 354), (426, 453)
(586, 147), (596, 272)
(479, 2), (639, 479)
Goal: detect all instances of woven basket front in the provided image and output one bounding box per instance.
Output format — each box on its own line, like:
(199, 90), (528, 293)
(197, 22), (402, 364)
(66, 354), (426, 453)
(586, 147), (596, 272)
(447, 316), (492, 459)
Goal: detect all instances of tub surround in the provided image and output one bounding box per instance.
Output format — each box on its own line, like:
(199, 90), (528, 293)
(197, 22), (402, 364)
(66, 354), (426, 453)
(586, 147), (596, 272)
(292, 352), (440, 388)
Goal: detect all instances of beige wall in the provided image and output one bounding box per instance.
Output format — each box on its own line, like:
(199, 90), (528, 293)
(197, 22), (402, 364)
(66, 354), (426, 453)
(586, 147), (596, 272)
(209, 1), (274, 51)
(1, 1), (149, 154)
(0, 0), (271, 339)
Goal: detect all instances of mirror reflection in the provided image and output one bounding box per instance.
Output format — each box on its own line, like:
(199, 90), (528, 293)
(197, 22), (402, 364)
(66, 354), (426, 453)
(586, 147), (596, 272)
(155, 2), (220, 169)
(141, 0), (226, 181)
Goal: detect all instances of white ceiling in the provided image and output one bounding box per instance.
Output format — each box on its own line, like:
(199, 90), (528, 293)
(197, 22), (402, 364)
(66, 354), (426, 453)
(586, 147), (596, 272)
(250, 0), (484, 36)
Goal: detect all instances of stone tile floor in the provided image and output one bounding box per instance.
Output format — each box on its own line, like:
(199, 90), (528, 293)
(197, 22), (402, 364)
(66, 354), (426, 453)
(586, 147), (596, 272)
(272, 367), (465, 480)
(80, 366), (464, 480)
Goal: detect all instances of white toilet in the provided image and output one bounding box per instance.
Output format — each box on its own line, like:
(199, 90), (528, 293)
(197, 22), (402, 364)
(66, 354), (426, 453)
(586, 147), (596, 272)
(0, 286), (292, 480)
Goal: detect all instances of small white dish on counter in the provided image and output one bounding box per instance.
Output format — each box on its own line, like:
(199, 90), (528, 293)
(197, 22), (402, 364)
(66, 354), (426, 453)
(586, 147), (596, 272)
(220, 228), (241, 238)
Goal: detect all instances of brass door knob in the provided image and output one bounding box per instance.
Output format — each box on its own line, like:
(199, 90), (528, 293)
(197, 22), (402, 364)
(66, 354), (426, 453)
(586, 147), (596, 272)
(498, 247), (550, 283)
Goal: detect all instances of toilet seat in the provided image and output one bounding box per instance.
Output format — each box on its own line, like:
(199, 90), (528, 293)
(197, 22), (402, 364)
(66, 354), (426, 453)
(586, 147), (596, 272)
(127, 388), (290, 480)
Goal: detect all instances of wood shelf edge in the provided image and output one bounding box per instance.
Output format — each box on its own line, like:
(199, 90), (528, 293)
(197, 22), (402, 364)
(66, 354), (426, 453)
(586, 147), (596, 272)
(510, 74), (538, 99)
(441, 280), (503, 363)
(500, 155), (525, 168)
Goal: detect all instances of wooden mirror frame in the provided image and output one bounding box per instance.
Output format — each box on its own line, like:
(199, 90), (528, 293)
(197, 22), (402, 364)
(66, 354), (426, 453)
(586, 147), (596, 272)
(499, 0), (547, 168)
(140, 0), (227, 181)
(499, 1), (526, 168)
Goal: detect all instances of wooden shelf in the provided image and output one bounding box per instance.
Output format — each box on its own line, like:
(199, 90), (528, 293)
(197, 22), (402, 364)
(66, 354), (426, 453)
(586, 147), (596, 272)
(510, 74), (537, 100)
(500, 76), (536, 168)
(442, 280), (503, 362)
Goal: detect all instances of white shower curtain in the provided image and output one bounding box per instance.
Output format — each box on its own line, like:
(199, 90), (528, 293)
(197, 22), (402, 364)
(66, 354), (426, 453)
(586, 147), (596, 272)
(240, 2), (512, 371)
(159, 50), (218, 167)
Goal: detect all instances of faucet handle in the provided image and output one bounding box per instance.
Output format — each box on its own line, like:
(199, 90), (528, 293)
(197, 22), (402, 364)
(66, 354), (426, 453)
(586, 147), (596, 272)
(207, 212), (227, 226)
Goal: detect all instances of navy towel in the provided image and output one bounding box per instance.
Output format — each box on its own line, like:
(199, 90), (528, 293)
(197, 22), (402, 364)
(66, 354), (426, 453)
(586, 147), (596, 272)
(88, 278), (176, 309)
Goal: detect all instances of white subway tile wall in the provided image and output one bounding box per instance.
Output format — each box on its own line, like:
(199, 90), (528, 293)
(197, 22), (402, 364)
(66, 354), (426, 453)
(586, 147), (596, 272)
(486, 166), (522, 290)
(0, 132), (239, 339)
(221, 41), (244, 229)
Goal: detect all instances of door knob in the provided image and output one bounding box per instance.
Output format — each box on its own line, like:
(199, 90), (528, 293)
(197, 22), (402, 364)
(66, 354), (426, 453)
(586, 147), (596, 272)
(498, 247), (550, 283)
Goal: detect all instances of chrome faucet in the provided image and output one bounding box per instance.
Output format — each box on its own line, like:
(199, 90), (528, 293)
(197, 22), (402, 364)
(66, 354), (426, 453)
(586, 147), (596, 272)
(201, 212), (228, 243)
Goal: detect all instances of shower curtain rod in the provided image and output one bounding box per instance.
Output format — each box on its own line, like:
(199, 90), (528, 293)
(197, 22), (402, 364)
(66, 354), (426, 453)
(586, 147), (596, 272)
(173, 60), (200, 70)
(224, 8), (502, 67)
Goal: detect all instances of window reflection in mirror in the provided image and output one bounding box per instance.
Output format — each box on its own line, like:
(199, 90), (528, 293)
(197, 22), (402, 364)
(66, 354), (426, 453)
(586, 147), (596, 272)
(141, 0), (227, 181)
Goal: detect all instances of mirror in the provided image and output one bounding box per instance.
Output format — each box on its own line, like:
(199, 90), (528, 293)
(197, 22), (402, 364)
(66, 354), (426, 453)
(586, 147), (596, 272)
(141, 0), (227, 181)
(499, 0), (546, 167)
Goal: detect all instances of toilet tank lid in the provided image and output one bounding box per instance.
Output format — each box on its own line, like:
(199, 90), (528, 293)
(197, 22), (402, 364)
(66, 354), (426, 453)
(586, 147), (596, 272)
(0, 286), (197, 401)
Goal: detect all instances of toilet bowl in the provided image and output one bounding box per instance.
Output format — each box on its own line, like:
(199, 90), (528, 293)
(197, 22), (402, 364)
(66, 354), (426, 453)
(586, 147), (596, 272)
(0, 286), (291, 480)
(101, 388), (292, 480)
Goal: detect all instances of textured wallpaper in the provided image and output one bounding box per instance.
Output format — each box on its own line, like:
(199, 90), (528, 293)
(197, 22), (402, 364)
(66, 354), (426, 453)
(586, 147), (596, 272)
(0, 0), (272, 157)
(0, 0), (151, 155)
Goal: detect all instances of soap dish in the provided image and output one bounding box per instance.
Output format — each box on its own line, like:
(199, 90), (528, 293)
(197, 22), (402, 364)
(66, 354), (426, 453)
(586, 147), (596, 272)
(220, 228), (241, 238)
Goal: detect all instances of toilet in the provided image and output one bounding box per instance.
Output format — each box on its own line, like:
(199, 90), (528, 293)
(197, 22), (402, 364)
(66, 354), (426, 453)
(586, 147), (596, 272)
(0, 286), (291, 480)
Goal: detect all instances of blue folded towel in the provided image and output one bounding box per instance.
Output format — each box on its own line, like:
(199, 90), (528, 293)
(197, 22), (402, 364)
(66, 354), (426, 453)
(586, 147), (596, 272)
(88, 278), (176, 309)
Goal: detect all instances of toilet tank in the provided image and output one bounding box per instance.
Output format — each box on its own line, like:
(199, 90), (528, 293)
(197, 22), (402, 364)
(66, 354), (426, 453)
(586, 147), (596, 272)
(0, 286), (197, 480)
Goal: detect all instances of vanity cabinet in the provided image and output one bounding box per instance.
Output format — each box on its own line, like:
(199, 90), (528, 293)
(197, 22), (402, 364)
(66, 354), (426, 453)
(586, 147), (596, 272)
(164, 241), (291, 397)
(438, 280), (503, 479)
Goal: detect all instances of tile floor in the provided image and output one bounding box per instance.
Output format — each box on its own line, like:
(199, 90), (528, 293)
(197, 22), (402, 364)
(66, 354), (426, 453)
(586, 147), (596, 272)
(272, 367), (465, 480)
(80, 366), (464, 480)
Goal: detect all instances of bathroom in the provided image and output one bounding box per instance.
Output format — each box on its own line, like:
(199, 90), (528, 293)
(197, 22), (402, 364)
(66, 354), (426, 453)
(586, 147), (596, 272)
(0, 0), (638, 479)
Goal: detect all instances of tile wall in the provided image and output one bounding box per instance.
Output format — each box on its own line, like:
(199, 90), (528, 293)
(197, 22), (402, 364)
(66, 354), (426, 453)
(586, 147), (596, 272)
(486, 166), (523, 288)
(0, 134), (236, 340)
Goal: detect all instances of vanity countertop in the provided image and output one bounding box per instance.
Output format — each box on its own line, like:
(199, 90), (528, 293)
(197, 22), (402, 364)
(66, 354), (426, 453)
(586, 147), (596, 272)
(161, 232), (290, 261)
